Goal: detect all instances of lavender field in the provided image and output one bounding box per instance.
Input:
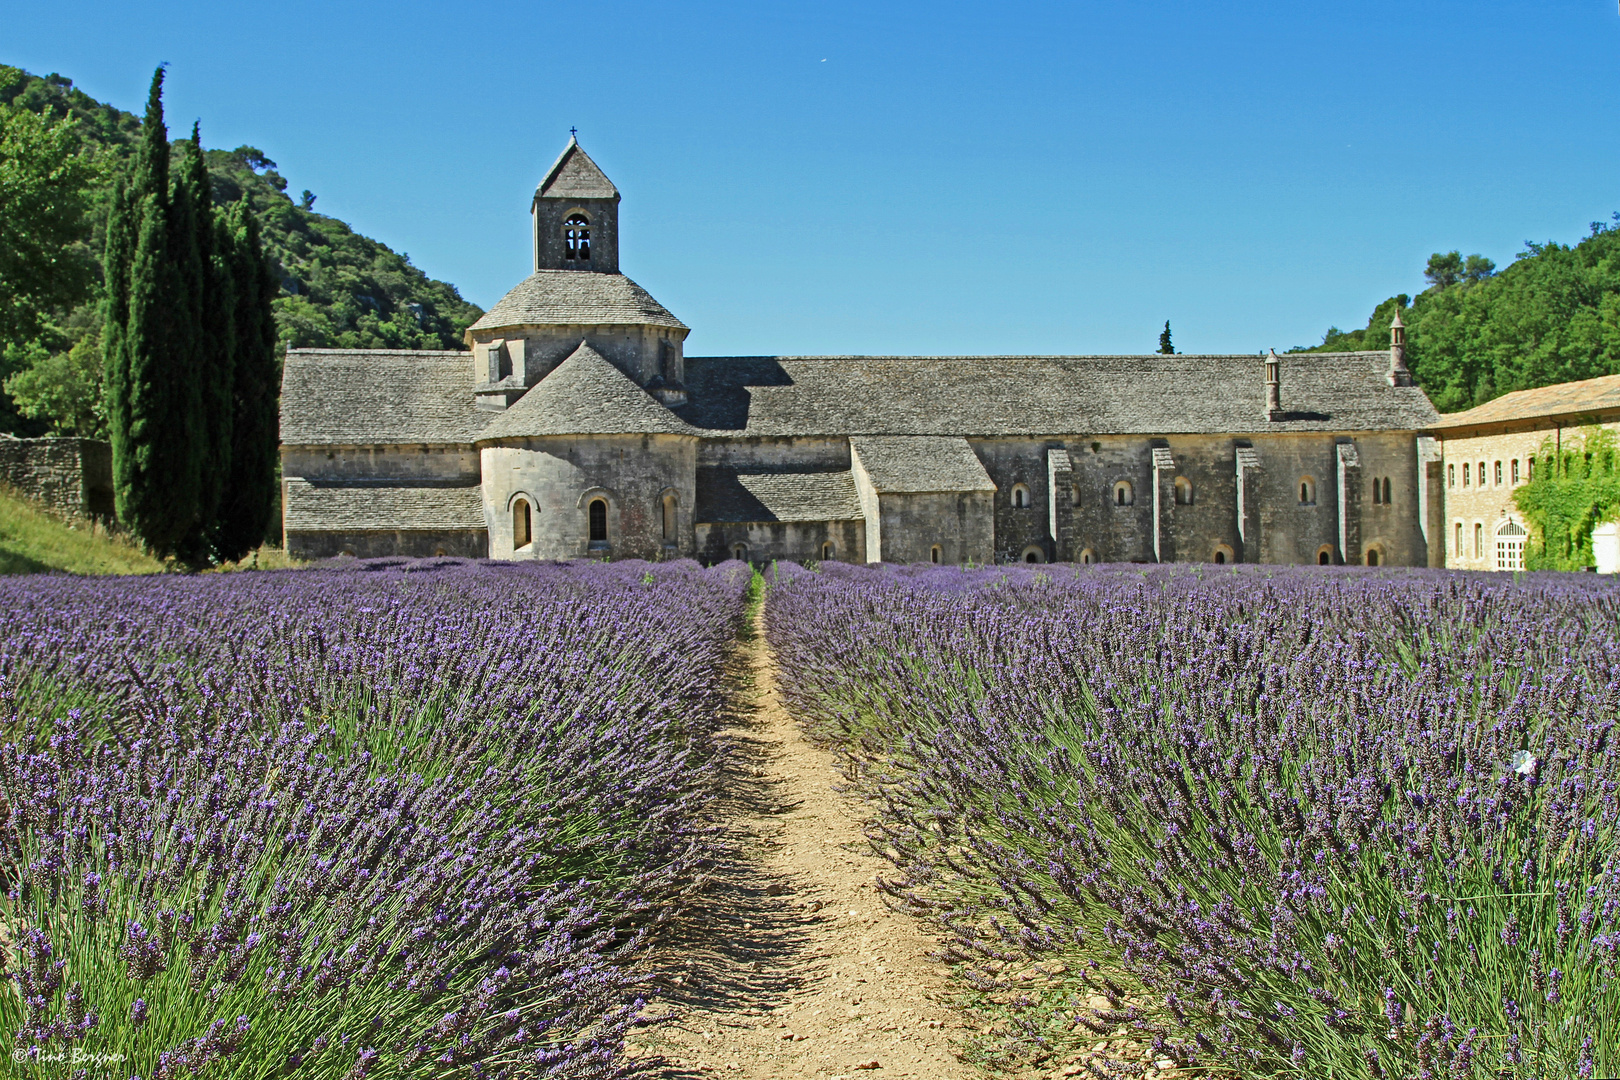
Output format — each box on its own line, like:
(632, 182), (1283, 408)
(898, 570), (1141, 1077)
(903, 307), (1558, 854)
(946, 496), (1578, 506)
(1, 558), (751, 1079)
(766, 563), (1620, 1079)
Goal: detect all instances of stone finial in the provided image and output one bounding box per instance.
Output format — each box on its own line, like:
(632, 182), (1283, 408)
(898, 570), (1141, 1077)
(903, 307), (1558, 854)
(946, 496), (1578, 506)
(1388, 307), (1413, 387)
(1265, 350), (1284, 421)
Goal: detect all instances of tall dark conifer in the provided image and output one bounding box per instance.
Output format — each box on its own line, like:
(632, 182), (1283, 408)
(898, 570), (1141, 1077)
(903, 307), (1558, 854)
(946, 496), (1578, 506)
(178, 124), (235, 563)
(108, 66), (205, 554)
(211, 197), (279, 561)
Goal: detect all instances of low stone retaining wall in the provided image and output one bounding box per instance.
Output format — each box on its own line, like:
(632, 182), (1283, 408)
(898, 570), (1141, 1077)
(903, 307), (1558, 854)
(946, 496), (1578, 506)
(0, 436), (115, 522)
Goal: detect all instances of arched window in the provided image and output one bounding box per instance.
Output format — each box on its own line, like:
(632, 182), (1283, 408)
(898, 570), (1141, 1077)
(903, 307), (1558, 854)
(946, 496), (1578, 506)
(1477, 461), (1486, 488)
(1371, 477), (1381, 504)
(1365, 547), (1380, 567)
(1317, 548), (1333, 566)
(1382, 477), (1392, 504)
(1454, 521), (1463, 557)
(433, 546), (448, 557)
(930, 544), (941, 564)
(513, 497), (533, 549)
(1494, 460), (1503, 487)
(563, 213), (591, 260)
(1079, 548), (1097, 564)
(1462, 463), (1470, 487)
(1299, 477), (1316, 505)
(822, 541), (836, 561)
(1448, 463), (1455, 488)
(588, 498), (608, 546)
(1173, 476), (1193, 505)
(1496, 520), (1527, 571)
(1474, 521), (1483, 559)
(1113, 481), (1134, 506)
(1212, 545), (1233, 565)
(662, 493), (677, 541)
(732, 542), (748, 563)
(1511, 459), (1520, 484)
(1527, 457), (1535, 480)
(1011, 484), (1030, 509)
(1021, 546), (1044, 564)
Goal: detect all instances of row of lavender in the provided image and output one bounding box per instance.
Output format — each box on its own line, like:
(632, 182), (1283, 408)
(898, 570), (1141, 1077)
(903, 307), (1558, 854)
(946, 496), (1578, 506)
(766, 563), (1619, 1079)
(2, 557), (752, 1079)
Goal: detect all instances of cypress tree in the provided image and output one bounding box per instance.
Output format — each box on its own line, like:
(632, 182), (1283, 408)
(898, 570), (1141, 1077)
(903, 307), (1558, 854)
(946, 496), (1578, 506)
(104, 66), (204, 558)
(1158, 320), (1175, 355)
(211, 196), (279, 562)
(178, 124), (235, 563)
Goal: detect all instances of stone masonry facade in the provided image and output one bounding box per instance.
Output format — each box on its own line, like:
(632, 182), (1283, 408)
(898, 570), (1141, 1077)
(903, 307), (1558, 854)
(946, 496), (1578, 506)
(279, 138), (1445, 567)
(0, 435), (114, 523)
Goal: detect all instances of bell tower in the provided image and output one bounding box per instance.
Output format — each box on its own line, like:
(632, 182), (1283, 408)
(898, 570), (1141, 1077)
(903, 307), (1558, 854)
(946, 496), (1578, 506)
(532, 135), (620, 273)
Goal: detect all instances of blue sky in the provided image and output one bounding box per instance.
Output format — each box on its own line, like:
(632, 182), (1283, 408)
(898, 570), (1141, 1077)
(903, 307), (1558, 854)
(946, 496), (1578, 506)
(8, 1), (1620, 356)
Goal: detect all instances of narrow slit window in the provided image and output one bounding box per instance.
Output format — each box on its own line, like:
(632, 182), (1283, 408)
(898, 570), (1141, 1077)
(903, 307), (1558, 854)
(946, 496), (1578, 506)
(823, 541), (836, 561)
(930, 544), (941, 564)
(1012, 484), (1030, 509)
(1494, 460), (1503, 486)
(1511, 459), (1520, 484)
(588, 498), (608, 544)
(662, 493), (677, 541)
(1382, 477), (1391, 504)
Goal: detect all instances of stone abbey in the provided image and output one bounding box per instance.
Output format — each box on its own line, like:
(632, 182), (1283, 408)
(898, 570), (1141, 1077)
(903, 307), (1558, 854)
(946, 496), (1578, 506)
(280, 139), (1444, 567)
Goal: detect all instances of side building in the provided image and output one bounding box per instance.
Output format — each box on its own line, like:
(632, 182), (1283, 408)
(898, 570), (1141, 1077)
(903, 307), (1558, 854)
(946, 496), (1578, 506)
(1430, 373), (1620, 571)
(280, 137), (1444, 567)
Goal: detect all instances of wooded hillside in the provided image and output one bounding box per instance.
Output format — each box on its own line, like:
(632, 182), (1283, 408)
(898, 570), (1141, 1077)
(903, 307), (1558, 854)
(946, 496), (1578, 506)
(0, 65), (482, 434)
(1293, 221), (1620, 414)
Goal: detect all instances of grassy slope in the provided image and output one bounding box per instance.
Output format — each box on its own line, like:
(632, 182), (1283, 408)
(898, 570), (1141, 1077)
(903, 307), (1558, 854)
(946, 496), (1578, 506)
(0, 487), (161, 574)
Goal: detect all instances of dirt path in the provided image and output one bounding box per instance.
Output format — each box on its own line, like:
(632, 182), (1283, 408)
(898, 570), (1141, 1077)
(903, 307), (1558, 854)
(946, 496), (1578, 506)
(627, 605), (978, 1080)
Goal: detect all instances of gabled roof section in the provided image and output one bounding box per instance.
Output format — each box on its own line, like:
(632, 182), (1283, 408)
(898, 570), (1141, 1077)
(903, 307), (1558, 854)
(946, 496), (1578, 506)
(478, 342), (698, 440)
(1430, 373), (1620, 431)
(284, 480), (486, 531)
(851, 436), (997, 493)
(280, 349), (488, 446)
(468, 271), (687, 334)
(677, 353), (1441, 436)
(536, 138), (618, 200)
(694, 468), (863, 523)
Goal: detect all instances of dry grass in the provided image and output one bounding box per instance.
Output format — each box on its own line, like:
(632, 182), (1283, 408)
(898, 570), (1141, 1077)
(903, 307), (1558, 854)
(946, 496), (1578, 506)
(0, 487), (163, 575)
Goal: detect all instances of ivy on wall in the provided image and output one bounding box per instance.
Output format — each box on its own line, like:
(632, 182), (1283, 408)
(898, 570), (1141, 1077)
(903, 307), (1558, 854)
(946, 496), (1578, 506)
(1513, 425), (1620, 569)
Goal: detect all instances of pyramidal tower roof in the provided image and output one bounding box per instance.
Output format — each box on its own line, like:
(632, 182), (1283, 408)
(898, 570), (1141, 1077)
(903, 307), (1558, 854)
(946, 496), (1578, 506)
(478, 342), (696, 440)
(535, 137), (618, 201)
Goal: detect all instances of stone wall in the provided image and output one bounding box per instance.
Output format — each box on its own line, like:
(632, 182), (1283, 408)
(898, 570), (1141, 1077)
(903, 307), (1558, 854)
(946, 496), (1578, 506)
(466, 322), (687, 391)
(481, 433), (698, 561)
(875, 490), (995, 564)
(694, 519), (866, 565)
(287, 529), (487, 560)
(972, 432), (1430, 567)
(282, 444), (481, 484)
(0, 436), (114, 521)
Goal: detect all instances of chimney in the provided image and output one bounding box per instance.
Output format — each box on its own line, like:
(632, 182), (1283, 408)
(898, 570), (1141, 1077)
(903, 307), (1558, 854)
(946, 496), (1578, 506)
(1388, 307), (1413, 386)
(1265, 349), (1284, 421)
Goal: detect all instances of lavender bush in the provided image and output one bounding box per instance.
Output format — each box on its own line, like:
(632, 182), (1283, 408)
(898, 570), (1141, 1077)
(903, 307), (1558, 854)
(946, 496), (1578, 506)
(766, 562), (1619, 1078)
(2, 557), (751, 1079)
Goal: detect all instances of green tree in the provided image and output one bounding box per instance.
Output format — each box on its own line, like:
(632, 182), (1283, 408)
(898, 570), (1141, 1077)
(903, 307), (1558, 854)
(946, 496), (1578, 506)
(177, 124), (235, 563)
(211, 197), (279, 562)
(4, 315), (105, 437)
(1158, 320), (1174, 355)
(0, 86), (98, 346)
(104, 67), (203, 557)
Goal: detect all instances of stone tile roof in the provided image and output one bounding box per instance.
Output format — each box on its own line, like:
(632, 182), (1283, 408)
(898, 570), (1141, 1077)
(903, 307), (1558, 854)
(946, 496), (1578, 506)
(280, 349), (489, 446)
(479, 342), (699, 440)
(1430, 373), (1620, 431)
(469, 272), (687, 334)
(851, 436), (997, 493)
(694, 468), (863, 523)
(284, 480), (486, 531)
(536, 138), (618, 200)
(677, 352), (1439, 436)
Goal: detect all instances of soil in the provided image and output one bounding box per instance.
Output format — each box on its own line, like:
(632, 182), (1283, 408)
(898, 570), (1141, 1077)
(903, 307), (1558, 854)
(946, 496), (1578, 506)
(628, 606), (980, 1080)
